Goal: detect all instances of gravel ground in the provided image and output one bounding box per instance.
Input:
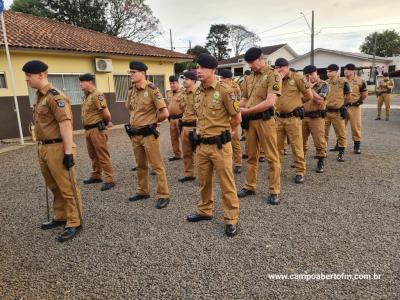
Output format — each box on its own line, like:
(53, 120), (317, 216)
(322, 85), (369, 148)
(0, 100), (399, 299)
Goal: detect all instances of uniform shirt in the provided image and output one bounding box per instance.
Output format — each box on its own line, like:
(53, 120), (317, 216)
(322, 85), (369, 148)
(125, 80), (166, 128)
(377, 77), (394, 93)
(276, 71), (311, 113)
(345, 76), (367, 104)
(166, 89), (185, 116)
(241, 65), (282, 109)
(33, 83), (72, 141)
(194, 79), (239, 138)
(181, 86), (197, 122)
(326, 77), (351, 109)
(304, 80), (329, 112)
(81, 87), (107, 126)
(231, 81), (242, 99)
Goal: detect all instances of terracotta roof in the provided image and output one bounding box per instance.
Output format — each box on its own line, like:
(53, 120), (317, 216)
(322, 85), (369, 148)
(0, 11), (192, 60)
(218, 44), (289, 65)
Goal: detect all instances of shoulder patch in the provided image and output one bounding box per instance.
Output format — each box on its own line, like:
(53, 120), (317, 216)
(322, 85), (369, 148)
(229, 92), (237, 101)
(57, 100), (65, 108)
(273, 83), (280, 91)
(155, 91), (163, 100)
(148, 82), (156, 90)
(98, 95), (104, 101)
(49, 88), (60, 96)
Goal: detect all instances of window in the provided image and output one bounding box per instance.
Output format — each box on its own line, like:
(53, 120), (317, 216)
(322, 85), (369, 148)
(147, 75), (165, 96)
(28, 74), (86, 106)
(113, 74), (130, 102)
(113, 74), (165, 102)
(0, 72), (6, 88)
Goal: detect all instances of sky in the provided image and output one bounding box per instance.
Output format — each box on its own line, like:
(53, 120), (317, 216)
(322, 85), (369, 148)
(4, 0), (400, 56)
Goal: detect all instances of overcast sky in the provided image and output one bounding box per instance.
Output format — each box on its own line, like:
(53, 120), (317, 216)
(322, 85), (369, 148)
(4, 0), (400, 56)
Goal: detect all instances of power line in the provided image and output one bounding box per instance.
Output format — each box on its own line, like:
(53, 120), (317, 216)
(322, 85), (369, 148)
(258, 15), (307, 34)
(320, 22), (400, 30)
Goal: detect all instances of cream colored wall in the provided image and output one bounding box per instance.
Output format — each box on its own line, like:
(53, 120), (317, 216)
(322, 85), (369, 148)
(0, 50), (176, 97)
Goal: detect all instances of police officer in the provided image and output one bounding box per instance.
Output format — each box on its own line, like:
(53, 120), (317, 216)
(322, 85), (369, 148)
(178, 71), (197, 182)
(125, 61), (170, 209)
(303, 65), (329, 173)
(23, 60), (83, 242)
(219, 69), (243, 174)
(275, 58), (312, 183)
(166, 75), (185, 161)
(343, 64), (368, 154)
(375, 72), (394, 121)
(186, 54), (241, 237)
(325, 64), (351, 162)
(236, 47), (282, 204)
(79, 73), (115, 190)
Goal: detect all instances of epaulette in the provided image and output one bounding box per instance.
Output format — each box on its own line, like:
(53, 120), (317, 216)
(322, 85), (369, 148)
(148, 82), (157, 90)
(49, 88), (60, 96)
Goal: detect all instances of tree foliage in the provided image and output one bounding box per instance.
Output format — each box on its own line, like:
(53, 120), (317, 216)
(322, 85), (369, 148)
(360, 30), (400, 57)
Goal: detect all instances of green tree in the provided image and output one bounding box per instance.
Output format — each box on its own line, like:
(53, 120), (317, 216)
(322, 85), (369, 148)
(187, 45), (209, 59)
(10, 0), (52, 18)
(360, 30), (400, 57)
(205, 24), (231, 60)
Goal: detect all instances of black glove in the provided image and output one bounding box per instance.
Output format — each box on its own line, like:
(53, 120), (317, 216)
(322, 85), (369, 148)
(63, 154), (75, 169)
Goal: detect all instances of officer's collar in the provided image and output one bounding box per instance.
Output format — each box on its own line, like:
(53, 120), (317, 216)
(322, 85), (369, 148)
(135, 80), (148, 90)
(186, 85), (196, 94)
(37, 83), (52, 96)
(254, 65), (269, 75)
(200, 78), (218, 90)
(283, 71), (293, 81)
(85, 87), (97, 95)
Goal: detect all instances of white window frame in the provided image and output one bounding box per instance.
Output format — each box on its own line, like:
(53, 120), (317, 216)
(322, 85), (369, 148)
(0, 72), (6, 89)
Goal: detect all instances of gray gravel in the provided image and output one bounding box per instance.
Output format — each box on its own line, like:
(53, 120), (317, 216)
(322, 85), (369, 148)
(0, 97), (399, 299)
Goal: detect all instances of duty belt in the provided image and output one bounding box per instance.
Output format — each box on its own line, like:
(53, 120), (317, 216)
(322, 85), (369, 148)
(38, 138), (63, 145)
(84, 123), (98, 130)
(169, 114), (183, 120)
(326, 107), (340, 113)
(199, 131), (231, 149)
(304, 110), (325, 118)
(276, 111), (295, 118)
(181, 120), (196, 127)
(248, 108), (274, 121)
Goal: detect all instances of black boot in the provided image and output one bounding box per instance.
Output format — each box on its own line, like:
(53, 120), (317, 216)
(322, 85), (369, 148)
(330, 141), (339, 152)
(316, 158), (324, 173)
(337, 148), (345, 162)
(354, 141), (361, 154)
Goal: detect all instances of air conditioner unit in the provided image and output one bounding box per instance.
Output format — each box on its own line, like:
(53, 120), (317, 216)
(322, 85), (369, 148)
(95, 58), (112, 72)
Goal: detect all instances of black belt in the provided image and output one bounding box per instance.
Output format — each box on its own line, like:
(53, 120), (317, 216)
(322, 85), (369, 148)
(169, 114), (183, 120)
(38, 138), (63, 145)
(326, 107), (340, 113)
(304, 110), (324, 118)
(181, 120), (196, 127)
(84, 123), (98, 130)
(248, 108), (274, 121)
(199, 131), (231, 148)
(276, 111), (295, 118)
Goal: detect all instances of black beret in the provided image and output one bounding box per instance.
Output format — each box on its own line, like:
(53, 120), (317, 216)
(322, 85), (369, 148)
(220, 69), (233, 79)
(244, 47), (262, 62)
(79, 73), (95, 81)
(244, 70), (251, 76)
(129, 61), (148, 71)
(169, 75), (179, 82)
(275, 58), (289, 67)
(183, 71), (197, 81)
(303, 65), (317, 74)
(22, 60), (48, 74)
(344, 63), (356, 70)
(197, 53), (218, 69)
(327, 64), (339, 71)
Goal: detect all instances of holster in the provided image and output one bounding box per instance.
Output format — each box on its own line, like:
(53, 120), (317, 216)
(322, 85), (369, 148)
(241, 115), (250, 130)
(178, 119), (183, 134)
(189, 128), (200, 152)
(97, 120), (106, 131)
(293, 107), (305, 120)
(339, 105), (348, 119)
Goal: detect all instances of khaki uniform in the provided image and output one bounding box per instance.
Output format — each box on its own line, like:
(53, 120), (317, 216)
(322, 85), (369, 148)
(180, 86), (197, 177)
(126, 81), (169, 198)
(302, 80), (329, 158)
(377, 77), (394, 119)
(276, 71), (310, 176)
(166, 89), (185, 157)
(344, 77), (367, 141)
(241, 65), (282, 194)
(325, 77), (351, 148)
(228, 81), (242, 167)
(81, 88), (114, 183)
(194, 79), (240, 224)
(33, 83), (83, 228)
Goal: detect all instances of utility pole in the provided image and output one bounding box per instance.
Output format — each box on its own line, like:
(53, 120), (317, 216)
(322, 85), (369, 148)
(189, 40), (192, 52)
(169, 29), (173, 51)
(371, 32), (377, 84)
(311, 10), (315, 65)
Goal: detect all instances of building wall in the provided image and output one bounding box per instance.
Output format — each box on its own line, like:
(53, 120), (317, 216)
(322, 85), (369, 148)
(0, 50), (176, 139)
